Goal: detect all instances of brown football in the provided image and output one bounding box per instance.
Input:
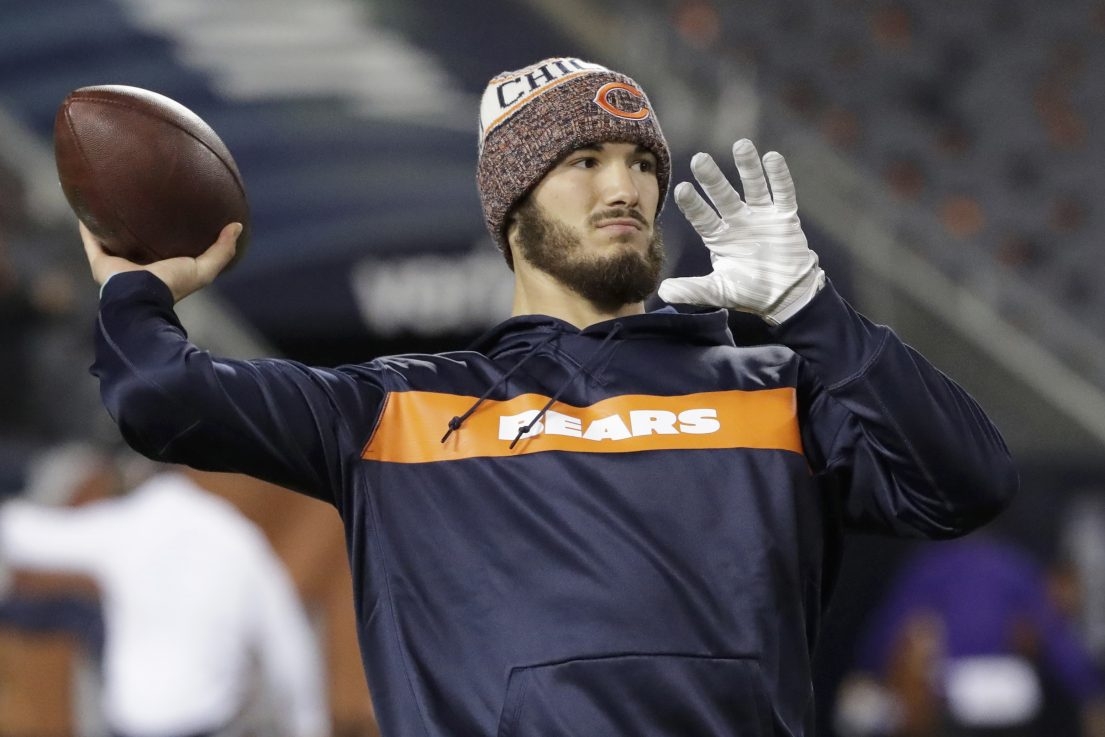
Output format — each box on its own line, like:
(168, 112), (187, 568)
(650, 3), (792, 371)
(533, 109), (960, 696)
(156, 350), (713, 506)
(54, 85), (250, 265)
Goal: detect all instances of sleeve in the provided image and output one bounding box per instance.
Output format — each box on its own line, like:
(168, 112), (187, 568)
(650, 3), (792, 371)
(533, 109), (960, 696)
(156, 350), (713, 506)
(246, 536), (331, 737)
(772, 280), (1018, 538)
(92, 272), (385, 504)
(0, 501), (108, 574)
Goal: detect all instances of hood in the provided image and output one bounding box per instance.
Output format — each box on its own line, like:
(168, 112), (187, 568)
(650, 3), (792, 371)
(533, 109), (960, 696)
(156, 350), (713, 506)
(468, 307), (737, 358)
(441, 307), (738, 447)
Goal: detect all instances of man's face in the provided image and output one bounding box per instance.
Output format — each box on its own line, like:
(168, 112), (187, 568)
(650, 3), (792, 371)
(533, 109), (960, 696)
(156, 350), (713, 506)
(510, 141), (664, 312)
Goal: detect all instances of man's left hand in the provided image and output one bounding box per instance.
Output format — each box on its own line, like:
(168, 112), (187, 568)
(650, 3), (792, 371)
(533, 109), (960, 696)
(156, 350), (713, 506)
(658, 139), (825, 325)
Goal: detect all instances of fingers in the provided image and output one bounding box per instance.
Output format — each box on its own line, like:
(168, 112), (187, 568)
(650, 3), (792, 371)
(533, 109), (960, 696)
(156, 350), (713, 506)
(682, 141), (794, 220)
(79, 221), (106, 263)
(195, 223), (242, 284)
(674, 181), (725, 237)
(148, 222), (242, 303)
(689, 152), (746, 218)
(762, 151), (798, 212)
(79, 220), (131, 286)
(732, 139), (771, 207)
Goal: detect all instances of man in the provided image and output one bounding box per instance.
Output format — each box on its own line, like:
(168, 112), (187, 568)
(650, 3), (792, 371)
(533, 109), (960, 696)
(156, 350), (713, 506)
(0, 443), (329, 737)
(81, 58), (1016, 736)
(836, 535), (1105, 737)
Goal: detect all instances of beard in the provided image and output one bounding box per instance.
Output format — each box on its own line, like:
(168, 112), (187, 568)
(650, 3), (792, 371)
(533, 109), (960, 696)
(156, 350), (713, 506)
(512, 198), (665, 313)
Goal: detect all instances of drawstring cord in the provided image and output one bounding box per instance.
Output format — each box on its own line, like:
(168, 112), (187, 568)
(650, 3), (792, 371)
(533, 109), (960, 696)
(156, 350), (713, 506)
(509, 323), (623, 449)
(441, 333), (558, 444)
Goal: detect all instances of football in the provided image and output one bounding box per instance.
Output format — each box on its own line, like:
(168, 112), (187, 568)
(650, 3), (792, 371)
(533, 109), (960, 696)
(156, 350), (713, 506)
(54, 85), (250, 265)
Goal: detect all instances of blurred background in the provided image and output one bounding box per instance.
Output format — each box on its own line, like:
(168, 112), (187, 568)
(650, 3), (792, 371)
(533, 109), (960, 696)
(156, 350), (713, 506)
(1, 0), (1104, 735)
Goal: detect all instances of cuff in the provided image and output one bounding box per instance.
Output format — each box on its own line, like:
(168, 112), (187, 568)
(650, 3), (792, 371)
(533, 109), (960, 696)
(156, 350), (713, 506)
(766, 267), (827, 326)
(99, 270), (174, 306)
(769, 277), (890, 387)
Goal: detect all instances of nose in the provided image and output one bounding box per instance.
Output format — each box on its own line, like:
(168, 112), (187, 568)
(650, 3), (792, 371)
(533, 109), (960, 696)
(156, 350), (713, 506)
(599, 162), (640, 208)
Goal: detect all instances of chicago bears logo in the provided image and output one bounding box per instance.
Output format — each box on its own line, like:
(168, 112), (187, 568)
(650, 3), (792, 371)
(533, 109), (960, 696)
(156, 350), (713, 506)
(592, 82), (651, 121)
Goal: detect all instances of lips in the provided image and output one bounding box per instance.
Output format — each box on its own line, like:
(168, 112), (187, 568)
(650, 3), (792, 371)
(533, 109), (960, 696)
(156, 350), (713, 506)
(594, 218), (643, 231)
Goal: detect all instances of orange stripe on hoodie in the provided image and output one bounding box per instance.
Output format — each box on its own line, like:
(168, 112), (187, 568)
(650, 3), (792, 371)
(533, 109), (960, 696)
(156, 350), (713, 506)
(362, 388), (802, 464)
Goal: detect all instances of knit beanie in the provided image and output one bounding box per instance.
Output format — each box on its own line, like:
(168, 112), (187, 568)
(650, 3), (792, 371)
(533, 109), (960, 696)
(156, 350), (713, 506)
(477, 58), (671, 265)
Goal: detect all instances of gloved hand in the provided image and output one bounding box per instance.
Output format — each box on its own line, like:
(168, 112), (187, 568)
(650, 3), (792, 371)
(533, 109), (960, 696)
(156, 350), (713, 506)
(658, 139), (825, 325)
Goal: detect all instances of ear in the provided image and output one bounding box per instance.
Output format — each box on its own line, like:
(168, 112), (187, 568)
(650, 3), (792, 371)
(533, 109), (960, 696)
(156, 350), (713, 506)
(504, 243), (519, 273)
(505, 214), (520, 247)
(502, 209), (523, 272)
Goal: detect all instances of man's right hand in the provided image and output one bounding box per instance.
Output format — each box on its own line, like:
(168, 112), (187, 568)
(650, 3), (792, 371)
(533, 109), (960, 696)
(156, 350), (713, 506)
(81, 221), (241, 303)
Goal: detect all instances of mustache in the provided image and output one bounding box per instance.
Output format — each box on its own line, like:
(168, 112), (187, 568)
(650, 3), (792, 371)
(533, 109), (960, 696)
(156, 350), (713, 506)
(589, 208), (648, 227)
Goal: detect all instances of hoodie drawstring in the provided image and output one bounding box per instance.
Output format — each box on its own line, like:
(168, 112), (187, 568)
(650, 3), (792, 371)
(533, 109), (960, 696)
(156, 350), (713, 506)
(441, 323), (624, 447)
(440, 332), (559, 444)
(509, 322), (623, 449)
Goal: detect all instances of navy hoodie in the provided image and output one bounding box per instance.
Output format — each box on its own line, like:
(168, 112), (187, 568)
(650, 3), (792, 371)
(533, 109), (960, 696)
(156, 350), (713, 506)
(93, 272), (1016, 737)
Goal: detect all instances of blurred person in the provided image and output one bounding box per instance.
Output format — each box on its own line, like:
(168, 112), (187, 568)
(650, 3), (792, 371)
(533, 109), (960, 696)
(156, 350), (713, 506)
(868, 1), (914, 52)
(835, 535), (1105, 737)
(79, 57), (1015, 736)
(0, 443), (330, 737)
(1054, 493), (1105, 667)
(882, 156), (928, 203)
(0, 229), (77, 445)
(938, 194), (987, 240)
(672, 0), (722, 51)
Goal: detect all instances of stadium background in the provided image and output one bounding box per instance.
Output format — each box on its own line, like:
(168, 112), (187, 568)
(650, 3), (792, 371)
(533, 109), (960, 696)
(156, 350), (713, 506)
(1, 0), (1104, 735)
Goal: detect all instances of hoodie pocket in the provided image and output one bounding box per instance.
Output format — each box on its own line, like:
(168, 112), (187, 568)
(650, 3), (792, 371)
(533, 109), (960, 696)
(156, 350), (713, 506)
(495, 653), (774, 737)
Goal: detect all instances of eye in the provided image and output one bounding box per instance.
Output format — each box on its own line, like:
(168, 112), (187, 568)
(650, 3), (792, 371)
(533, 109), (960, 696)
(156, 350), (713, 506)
(570, 156), (599, 169)
(633, 158), (656, 173)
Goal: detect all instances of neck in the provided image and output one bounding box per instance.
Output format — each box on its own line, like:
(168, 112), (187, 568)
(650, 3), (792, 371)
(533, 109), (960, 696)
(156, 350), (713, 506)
(511, 262), (645, 329)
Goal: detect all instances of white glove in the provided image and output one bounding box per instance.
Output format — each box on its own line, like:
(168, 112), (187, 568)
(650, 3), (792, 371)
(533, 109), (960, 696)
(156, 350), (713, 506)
(658, 139), (825, 325)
